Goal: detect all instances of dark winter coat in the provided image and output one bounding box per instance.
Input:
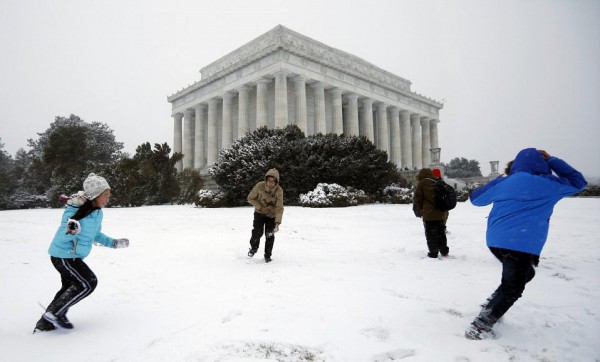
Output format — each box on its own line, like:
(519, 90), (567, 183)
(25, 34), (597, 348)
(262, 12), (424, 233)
(48, 205), (114, 259)
(413, 168), (449, 221)
(470, 148), (587, 255)
(247, 169), (284, 224)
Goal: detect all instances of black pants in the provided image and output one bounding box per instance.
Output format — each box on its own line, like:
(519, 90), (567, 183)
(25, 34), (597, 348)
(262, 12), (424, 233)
(475, 247), (536, 328)
(249, 212), (276, 257)
(36, 257), (97, 330)
(423, 220), (448, 257)
(47, 256), (98, 316)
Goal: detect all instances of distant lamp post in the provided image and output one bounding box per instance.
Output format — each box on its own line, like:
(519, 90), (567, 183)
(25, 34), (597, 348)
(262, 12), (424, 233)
(489, 161), (500, 178)
(430, 147), (441, 165)
(429, 147), (444, 177)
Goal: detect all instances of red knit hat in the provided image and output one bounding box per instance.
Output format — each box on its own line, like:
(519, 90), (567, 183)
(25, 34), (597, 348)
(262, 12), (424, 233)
(432, 168), (442, 179)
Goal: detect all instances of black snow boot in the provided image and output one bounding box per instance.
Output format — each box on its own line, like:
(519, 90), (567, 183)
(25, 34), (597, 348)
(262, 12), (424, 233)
(33, 316), (56, 333)
(43, 312), (73, 330)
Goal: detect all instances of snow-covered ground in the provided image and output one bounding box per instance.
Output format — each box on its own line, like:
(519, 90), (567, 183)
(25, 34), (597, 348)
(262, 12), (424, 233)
(1, 198), (599, 361)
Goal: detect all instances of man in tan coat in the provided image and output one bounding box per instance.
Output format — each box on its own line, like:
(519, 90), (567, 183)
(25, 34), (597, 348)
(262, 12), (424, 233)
(413, 168), (449, 258)
(247, 168), (284, 263)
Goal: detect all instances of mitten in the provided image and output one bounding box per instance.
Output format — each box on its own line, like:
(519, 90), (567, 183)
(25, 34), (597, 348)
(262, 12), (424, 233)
(274, 224), (280, 233)
(112, 238), (130, 249)
(66, 219), (81, 235)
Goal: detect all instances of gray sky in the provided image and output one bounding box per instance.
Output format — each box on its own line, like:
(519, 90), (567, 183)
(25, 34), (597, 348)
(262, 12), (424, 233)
(1, 0), (599, 178)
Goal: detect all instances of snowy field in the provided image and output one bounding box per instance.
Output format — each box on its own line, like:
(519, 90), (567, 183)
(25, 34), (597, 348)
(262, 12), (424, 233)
(1, 198), (599, 362)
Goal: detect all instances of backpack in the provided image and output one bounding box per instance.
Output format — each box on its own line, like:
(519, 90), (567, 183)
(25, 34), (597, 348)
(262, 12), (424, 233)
(427, 178), (457, 211)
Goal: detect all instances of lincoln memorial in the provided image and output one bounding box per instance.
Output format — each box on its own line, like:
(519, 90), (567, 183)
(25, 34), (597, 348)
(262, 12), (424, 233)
(167, 25), (443, 172)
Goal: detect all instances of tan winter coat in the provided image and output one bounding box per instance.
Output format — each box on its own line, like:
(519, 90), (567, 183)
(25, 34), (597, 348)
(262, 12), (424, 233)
(413, 168), (448, 221)
(247, 168), (284, 224)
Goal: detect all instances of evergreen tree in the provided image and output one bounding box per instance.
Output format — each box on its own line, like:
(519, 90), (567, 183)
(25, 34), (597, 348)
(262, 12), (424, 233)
(443, 157), (482, 178)
(22, 114), (124, 205)
(0, 139), (17, 209)
(132, 142), (182, 205)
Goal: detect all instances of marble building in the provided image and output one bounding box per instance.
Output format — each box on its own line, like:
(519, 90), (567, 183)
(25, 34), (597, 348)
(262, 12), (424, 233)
(167, 25), (443, 172)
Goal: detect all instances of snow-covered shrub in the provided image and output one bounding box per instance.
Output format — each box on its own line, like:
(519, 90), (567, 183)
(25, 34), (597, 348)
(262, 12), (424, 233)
(299, 183), (369, 208)
(195, 189), (227, 208)
(380, 183), (413, 204)
(176, 168), (203, 205)
(456, 182), (481, 202)
(210, 125), (401, 206)
(4, 191), (49, 209)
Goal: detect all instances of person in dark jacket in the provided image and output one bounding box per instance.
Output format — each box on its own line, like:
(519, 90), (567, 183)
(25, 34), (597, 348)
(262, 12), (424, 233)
(465, 149), (587, 340)
(413, 168), (449, 258)
(34, 173), (130, 333)
(247, 169), (284, 263)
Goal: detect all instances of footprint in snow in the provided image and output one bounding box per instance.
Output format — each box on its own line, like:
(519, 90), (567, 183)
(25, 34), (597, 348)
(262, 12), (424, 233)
(371, 348), (416, 361)
(360, 327), (390, 341)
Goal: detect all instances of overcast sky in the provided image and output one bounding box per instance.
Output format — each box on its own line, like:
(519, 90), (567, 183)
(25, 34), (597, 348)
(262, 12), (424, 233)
(1, 0), (599, 178)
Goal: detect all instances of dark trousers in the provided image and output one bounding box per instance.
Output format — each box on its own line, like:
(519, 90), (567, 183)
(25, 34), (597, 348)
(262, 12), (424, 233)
(475, 247), (536, 328)
(423, 220), (448, 257)
(249, 212), (276, 257)
(47, 256), (98, 316)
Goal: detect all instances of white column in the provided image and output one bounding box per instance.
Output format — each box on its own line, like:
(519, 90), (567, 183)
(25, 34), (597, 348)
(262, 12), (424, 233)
(221, 92), (233, 150)
(389, 107), (401, 167)
(346, 93), (359, 136)
(376, 103), (389, 157)
(399, 110), (411, 169)
(237, 86), (249, 138)
(330, 88), (343, 135)
(183, 109), (195, 170)
(207, 99), (219, 165)
(410, 113), (422, 169)
(430, 119), (439, 149)
(194, 104), (206, 169)
(294, 76), (308, 134)
(421, 116), (431, 167)
(173, 113), (183, 172)
(256, 79), (269, 129)
(312, 82), (326, 134)
(274, 72), (288, 129)
(361, 98), (374, 142)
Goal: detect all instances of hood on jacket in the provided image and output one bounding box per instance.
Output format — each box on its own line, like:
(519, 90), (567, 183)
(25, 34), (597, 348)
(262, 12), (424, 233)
(416, 168), (435, 181)
(510, 148), (551, 175)
(265, 168), (280, 184)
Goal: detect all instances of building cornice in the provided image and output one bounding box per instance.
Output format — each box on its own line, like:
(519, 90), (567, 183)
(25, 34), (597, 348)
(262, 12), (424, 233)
(167, 25), (442, 109)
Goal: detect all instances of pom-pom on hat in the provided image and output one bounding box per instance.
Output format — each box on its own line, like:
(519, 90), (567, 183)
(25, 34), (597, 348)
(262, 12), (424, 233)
(83, 173), (110, 200)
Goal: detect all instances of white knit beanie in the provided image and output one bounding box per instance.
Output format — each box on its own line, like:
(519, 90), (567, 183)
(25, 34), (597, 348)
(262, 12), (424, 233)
(83, 173), (110, 200)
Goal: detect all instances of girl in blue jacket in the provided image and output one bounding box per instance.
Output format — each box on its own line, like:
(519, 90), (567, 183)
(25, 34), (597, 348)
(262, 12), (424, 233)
(465, 149), (586, 340)
(34, 173), (130, 333)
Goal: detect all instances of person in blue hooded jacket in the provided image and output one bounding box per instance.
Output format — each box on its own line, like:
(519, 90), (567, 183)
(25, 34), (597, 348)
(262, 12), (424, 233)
(33, 173), (130, 333)
(465, 148), (587, 340)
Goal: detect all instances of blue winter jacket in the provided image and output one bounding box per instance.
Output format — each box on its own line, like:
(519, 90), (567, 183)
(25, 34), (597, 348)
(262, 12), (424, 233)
(48, 206), (114, 259)
(470, 148), (587, 255)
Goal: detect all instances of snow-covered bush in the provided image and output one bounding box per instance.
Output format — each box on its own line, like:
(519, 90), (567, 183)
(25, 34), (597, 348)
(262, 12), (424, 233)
(210, 125), (401, 206)
(195, 189), (227, 208)
(299, 183), (369, 208)
(380, 183), (413, 204)
(456, 182), (481, 202)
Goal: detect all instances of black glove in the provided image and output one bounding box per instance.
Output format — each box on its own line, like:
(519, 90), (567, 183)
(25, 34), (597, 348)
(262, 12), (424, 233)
(412, 204), (422, 218)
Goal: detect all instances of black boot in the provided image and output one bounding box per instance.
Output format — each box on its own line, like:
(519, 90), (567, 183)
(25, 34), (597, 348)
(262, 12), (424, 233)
(43, 312), (73, 329)
(33, 316), (56, 333)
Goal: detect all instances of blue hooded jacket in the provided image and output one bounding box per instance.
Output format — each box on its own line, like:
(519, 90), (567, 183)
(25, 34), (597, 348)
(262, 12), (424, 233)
(48, 205), (114, 259)
(470, 148), (587, 255)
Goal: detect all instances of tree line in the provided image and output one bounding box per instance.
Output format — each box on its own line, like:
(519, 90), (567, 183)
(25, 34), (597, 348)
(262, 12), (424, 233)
(0, 115), (202, 209)
(4, 114), (544, 211)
